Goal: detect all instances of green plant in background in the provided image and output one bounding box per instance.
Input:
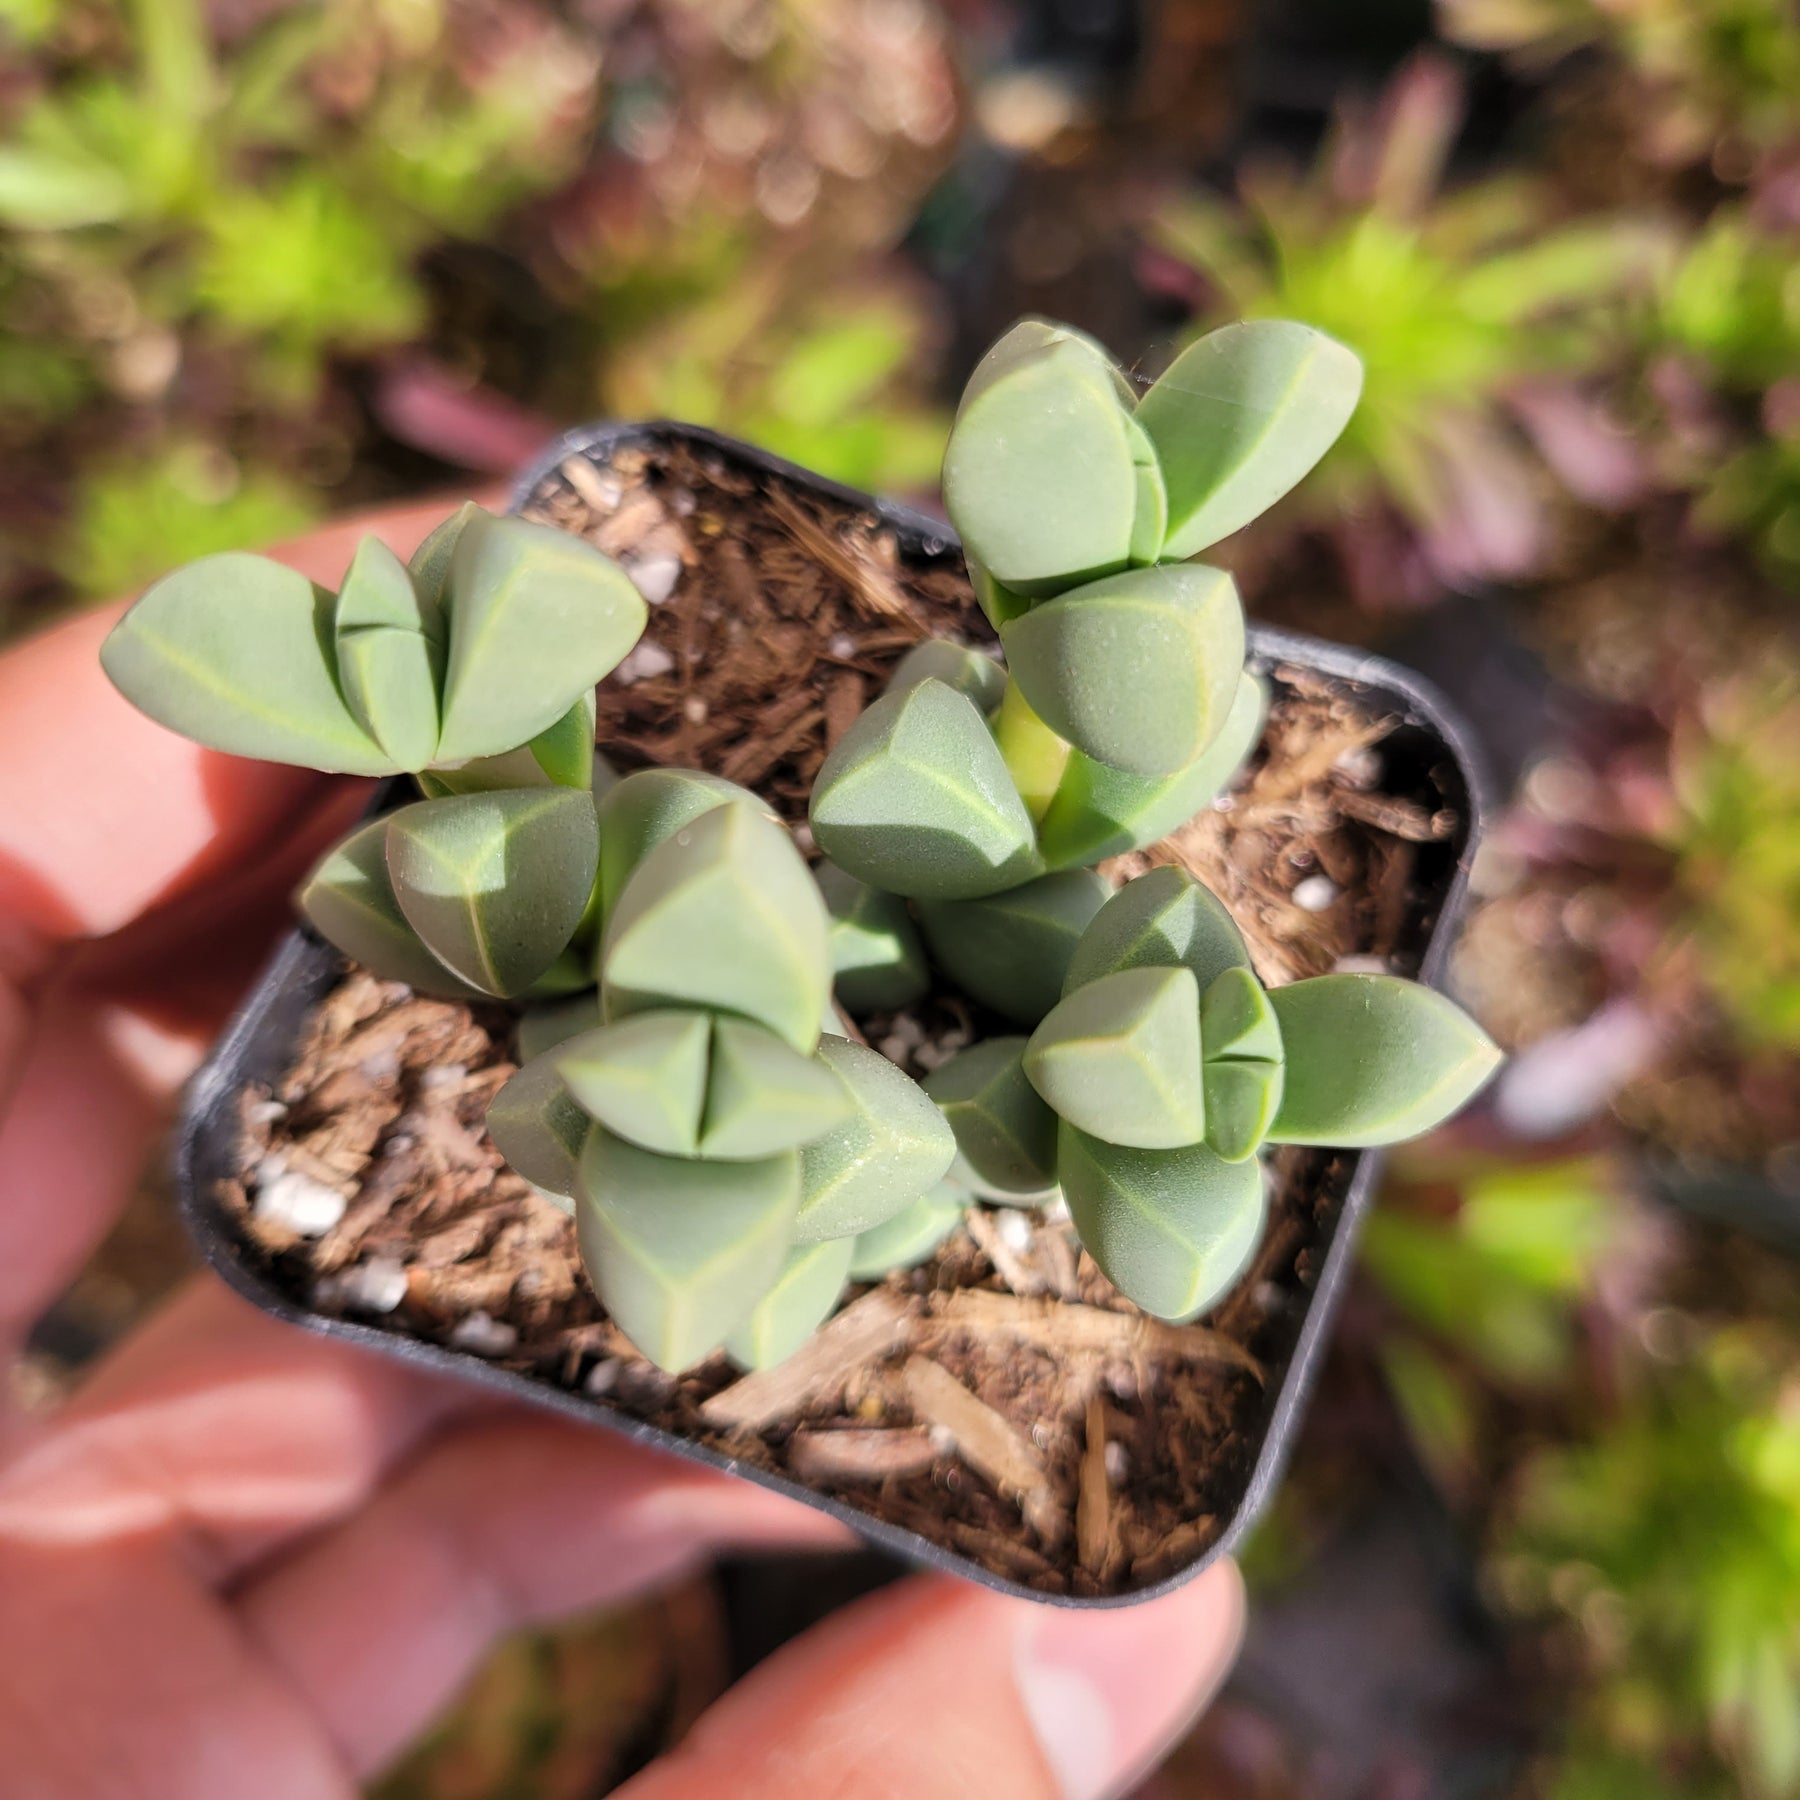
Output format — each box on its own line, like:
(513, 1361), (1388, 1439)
(1663, 659), (1800, 1049)
(1361, 1150), (1619, 1492)
(1151, 56), (1651, 590)
(603, 275), (950, 495)
(1440, 0), (1800, 171)
(1497, 1323), (1800, 1797)
(921, 868), (1500, 1321)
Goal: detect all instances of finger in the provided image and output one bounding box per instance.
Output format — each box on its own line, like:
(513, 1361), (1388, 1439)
(0, 1278), (473, 1578)
(235, 1414), (853, 1778)
(618, 1564), (1246, 1800)
(0, 493), (494, 976)
(0, 780), (368, 1345)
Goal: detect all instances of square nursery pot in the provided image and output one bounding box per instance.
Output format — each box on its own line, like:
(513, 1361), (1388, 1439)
(176, 422), (1492, 1607)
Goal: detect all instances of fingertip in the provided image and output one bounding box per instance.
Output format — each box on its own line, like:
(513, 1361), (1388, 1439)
(1013, 1558), (1246, 1799)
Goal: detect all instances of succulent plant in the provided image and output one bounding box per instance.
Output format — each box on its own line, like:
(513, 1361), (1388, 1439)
(925, 868), (1502, 1321)
(488, 769), (955, 1371)
(102, 319), (1497, 1385)
(936, 316), (1356, 777)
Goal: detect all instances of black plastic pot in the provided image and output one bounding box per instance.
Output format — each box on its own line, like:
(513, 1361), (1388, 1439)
(174, 422), (1492, 1607)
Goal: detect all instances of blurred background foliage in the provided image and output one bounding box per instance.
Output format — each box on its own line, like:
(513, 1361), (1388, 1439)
(5, 1), (1799, 1796)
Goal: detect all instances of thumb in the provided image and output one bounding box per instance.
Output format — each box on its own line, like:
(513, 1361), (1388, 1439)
(619, 1560), (1245, 1800)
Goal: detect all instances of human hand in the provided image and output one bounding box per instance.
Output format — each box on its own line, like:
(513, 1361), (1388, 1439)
(0, 504), (1245, 1799)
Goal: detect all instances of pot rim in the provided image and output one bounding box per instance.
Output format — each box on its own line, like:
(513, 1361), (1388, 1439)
(174, 419), (1493, 1608)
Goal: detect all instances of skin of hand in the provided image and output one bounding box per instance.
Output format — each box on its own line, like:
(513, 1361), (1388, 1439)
(0, 502), (1246, 1800)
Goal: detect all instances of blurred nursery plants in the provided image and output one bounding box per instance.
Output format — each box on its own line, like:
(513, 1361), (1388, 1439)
(1150, 56), (1654, 600)
(0, 0), (957, 626)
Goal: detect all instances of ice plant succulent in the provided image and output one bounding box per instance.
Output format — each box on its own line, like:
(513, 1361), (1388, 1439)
(487, 770), (955, 1371)
(101, 313), (1497, 1392)
(925, 867), (1502, 1322)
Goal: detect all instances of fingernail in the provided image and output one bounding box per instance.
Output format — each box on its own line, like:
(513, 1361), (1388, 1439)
(1013, 1560), (1246, 1800)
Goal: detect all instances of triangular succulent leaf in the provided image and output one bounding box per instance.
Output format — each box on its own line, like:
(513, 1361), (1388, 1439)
(1024, 965), (1206, 1149)
(298, 815), (482, 998)
(527, 689), (598, 789)
(723, 1238), (856, 1370)
(596, 767), (760, 926)
(1138, 321), (1363, 559)
(1063, 864), (1252, 996)
(809, 678), (1043, 900)
(1037, 671), (1266, 869)
(700, 1018), (854, 1159)
(1000, 563), (1246, 777)
(517, 989), (602, 1063)
(944, 323), (1139, 594)
(101, 552), (396, 775)
(602, 801), (831, 1052)
(1201, 965), (1283, 1062)
(486, 1052), (589, 1201)
(818, 861), (930, 1015)
(1203, 1060), (1284, 1163)
(922, 1037), (1059, 1201)
(555, 1009), (711, 1156)
(1124, 409), (1168, 565)
(847, 1182), (967, 1279)
(794, 1036), (956, 1244)
(331, 535), (442, 771)
(407, 500), (481, 611)
(576, 1129), (799, 1372)
(434, 511), (647, 763)
(1265, 974), (1501, 1147)
(916, 868), (1112, 1028)
(885, 638), (1008, 712)
(385, 787), (599, 998)
(1059, 1122), (1267, 1321)
(966, 554), (1031, 629)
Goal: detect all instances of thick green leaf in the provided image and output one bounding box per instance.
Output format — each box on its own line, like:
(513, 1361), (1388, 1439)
(724, 1238), (855, 1370)
(333, 535), (441, 772)
(818, 862), (930, 1015)
(991, 678), (1072, 825)
(916, 869), (1112, 1027)
(1063, 863), (1251, 996)
(576, 1129), (799, 1372)
(298, 816), (480, 998)
(407, 501), (481, 611)
(1138, 321), (1363, 559)
(556, 1010), (712, 1157)
(101, 552), (395, 774)
(1125, 410), (1169, 565)
(1201, 965), (1283, 1061)
(794, 1036), (956, 1244)
(886, 638), (1008, 712)
(1037, 671), (1266, 869)
(922, 1037), (1059, 1201)
(809, 678), (1043, 900)
(1203, 1060), (1284, 1163)
(385, 787), (599, 998)
(943, 323), (1139, 594)
(1059, 1123), (1267, 1321)
(527, 690), (598, 790)
(486, 1051), (589, 1202)
(1265, 974), (1502, 1147)
(603, 801), (831, 1053)
(596, 767), (760, 926)
(847, 1183), (967, 1279)
(1025, 966), (1206, 1149)
(435, 512), (647, 763)
(966, 554), (1032, 629)
(517, 990), (602, 1063)
(524, 946), (598, 1000)
(700, 1018), (854, 1159)
(1000, 563), (1246, 777)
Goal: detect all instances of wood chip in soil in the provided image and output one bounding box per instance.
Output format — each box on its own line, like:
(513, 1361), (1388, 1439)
(221, 436), (1469, 1597)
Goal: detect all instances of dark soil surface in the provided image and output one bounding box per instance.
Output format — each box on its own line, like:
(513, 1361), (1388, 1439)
(219, 435), (1469, 1596)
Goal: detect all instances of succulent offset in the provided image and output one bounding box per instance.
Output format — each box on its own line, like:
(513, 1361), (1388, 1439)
(101, 314), (1502, 1380)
